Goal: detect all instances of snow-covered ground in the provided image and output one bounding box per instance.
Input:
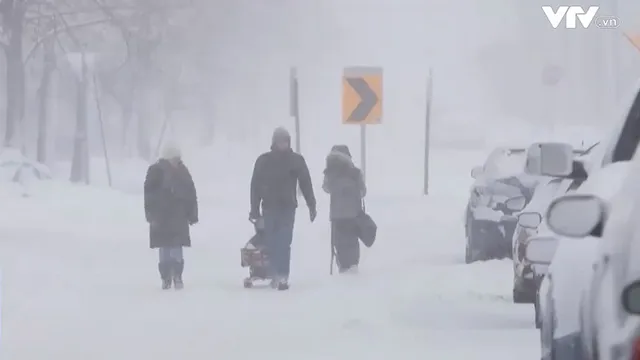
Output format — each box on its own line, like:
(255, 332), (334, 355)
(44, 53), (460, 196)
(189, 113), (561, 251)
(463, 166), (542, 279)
(0, 147), (540, 360)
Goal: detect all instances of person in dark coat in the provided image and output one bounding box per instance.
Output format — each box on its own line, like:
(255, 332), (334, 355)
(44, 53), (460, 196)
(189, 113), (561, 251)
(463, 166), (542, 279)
(322, 145), (366, 273)
(144, 144), (198, 290)
(249, 127), (317, 290)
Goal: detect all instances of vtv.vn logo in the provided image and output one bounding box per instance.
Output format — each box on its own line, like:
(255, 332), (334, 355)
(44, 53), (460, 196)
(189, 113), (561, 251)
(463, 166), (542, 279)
(542, 6), (620, 29)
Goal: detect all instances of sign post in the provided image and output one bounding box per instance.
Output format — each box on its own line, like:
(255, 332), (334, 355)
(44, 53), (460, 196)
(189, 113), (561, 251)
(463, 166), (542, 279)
(290, 67), (302, 196)
(290, 67), (301, 154)
(342, 67), (382, 182)
(424, 69), (433, 195)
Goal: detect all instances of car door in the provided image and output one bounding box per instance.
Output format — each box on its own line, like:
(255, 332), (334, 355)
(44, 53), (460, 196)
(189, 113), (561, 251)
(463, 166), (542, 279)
(583, 179), (638, 359)
(513, 179), (563, 274)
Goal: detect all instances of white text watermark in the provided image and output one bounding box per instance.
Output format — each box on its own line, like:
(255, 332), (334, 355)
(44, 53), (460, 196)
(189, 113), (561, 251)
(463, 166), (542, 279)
(542, 6), (620, 29)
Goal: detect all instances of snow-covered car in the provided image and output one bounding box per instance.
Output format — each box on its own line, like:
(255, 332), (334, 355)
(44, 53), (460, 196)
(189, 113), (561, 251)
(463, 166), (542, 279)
(465, 147), (538, 263)
(534, 165), (626, 360)
(506, 145), (597, 307)
(543, 165), (631, 360)
(529, 79), (640, 360)
(534, 165), (632, 360)
(546, 160), (640, 359)
(505, 177), (575, 305)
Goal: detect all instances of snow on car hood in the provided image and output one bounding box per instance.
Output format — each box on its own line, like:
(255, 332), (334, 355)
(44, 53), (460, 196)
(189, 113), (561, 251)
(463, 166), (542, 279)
(573, 161), (630, 197)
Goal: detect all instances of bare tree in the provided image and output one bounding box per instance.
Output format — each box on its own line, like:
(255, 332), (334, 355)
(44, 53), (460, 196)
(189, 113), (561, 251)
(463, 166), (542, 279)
(0, 0), (27, 146)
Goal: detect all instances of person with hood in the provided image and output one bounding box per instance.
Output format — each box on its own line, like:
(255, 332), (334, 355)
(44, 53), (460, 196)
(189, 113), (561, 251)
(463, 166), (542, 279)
(322, 145), (366, 273)
(249, 127), (317, 290)
(144, 143), (198, 290)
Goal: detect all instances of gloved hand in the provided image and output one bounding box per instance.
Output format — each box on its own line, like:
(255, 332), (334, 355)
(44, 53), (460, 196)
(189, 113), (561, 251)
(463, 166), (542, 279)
(309, 205), (317, 223)
(249, 210), (260, 222)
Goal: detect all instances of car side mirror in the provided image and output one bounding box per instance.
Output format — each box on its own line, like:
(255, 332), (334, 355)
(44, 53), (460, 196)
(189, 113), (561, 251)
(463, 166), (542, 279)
(505, 195), (527, 212)
(518, 212), (542, 229)
(471, 166), (483, 179)
(546, 194), (605, 238)
(524, 236), (559, 265)
(622, 280), (640, 314)
(525, 142), (574, 177)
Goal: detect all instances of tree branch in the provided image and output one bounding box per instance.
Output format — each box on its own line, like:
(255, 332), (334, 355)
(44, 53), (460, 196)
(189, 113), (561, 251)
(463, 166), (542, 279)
(23, 17), (110, 64)
(25, 5), (135, 22)
(90, 0), (131, 66)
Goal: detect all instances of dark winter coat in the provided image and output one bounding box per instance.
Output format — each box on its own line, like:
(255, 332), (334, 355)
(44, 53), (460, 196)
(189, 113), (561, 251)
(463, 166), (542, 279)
(144, 159), (198, 248)
(322, 150), (366, 220)
(250, 146), (316, 214)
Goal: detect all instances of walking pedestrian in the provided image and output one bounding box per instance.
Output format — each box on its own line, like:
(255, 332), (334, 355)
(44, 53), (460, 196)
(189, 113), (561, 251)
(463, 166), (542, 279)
(144, 143), (198, 290)
(249, 127), (317, 290)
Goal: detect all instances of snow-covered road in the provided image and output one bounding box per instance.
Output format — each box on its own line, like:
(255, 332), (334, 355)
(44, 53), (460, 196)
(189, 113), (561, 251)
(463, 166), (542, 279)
(0, 149), (540, 359)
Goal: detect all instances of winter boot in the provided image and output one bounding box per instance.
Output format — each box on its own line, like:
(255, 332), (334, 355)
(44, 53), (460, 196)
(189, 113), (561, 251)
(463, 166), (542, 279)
(158, 262), (172, 290)
(276, 276), (289, 291)
(338, 265), (358, 274)
(173, 260), (184, 290)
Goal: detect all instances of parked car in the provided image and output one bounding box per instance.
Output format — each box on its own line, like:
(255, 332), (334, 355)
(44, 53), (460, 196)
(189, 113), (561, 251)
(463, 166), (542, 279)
(544, 166), (635, 360)
(545, 162), (640, 360)
(465, 147), (539, 263)
(506, 145), (596, 307)
(528, 78), (640, 360)
(506, 178), (571, 304)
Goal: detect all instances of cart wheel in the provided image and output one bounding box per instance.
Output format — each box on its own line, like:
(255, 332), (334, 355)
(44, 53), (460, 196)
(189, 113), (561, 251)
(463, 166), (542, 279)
(243, 278), (253, 288)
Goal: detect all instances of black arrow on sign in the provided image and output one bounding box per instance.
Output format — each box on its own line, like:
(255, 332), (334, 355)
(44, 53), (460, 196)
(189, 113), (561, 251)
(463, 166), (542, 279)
(346, 77), (378, 122)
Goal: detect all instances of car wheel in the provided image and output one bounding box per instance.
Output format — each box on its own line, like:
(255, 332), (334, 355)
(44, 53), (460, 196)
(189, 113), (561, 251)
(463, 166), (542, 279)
(470, 220), (502, 261)
(513, 286), (535, 304)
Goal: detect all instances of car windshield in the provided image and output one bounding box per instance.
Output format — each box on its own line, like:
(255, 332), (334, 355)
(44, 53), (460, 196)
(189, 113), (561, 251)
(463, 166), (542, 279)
(484, 150), (526, 179)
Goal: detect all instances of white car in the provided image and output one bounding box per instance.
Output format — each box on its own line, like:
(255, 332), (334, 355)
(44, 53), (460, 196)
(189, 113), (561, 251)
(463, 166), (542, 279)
(529, 78), (640, 359)
(507, 146), (597, 311)
(544, 160), (639, 360)
(507, 177), (574, 306)
(535, 162), (627, 360)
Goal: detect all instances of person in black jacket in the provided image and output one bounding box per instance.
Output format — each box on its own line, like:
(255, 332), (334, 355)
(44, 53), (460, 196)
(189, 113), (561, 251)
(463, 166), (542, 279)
(249, 127), (317, 290)
(144, 144), (198, 290)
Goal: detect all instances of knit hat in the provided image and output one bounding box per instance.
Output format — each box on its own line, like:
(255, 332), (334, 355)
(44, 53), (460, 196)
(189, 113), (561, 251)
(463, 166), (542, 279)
(330, 144), (351, 158)
(161, 142), (181, 160)
(272, 127), (291, 146)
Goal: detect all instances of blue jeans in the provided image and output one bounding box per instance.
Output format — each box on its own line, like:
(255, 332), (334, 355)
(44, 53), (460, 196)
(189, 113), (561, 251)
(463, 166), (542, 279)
(159, 246), (183, 263)
(263, 209), (296, 278)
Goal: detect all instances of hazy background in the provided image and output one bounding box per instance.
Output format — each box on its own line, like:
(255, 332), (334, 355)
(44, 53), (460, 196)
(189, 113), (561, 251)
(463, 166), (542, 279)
(1, 0), (639, 194)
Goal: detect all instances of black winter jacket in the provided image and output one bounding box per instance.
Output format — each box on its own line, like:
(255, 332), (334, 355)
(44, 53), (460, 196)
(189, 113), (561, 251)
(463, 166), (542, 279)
(144, 159), (198, 248)
(250, 148), (316, 214)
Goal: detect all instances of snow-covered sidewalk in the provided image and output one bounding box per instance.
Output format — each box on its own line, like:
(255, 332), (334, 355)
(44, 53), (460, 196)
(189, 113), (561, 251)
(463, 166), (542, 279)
(0, 175), (539, 359)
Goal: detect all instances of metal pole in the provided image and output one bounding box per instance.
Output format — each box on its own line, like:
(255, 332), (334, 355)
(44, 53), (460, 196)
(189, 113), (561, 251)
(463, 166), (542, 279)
(360, 125), (366, 182)
(92, 74), (112, 188)
(290, 68), (300, 150)
(424, 69), (433, 195)
(290, 67), (302, 196)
